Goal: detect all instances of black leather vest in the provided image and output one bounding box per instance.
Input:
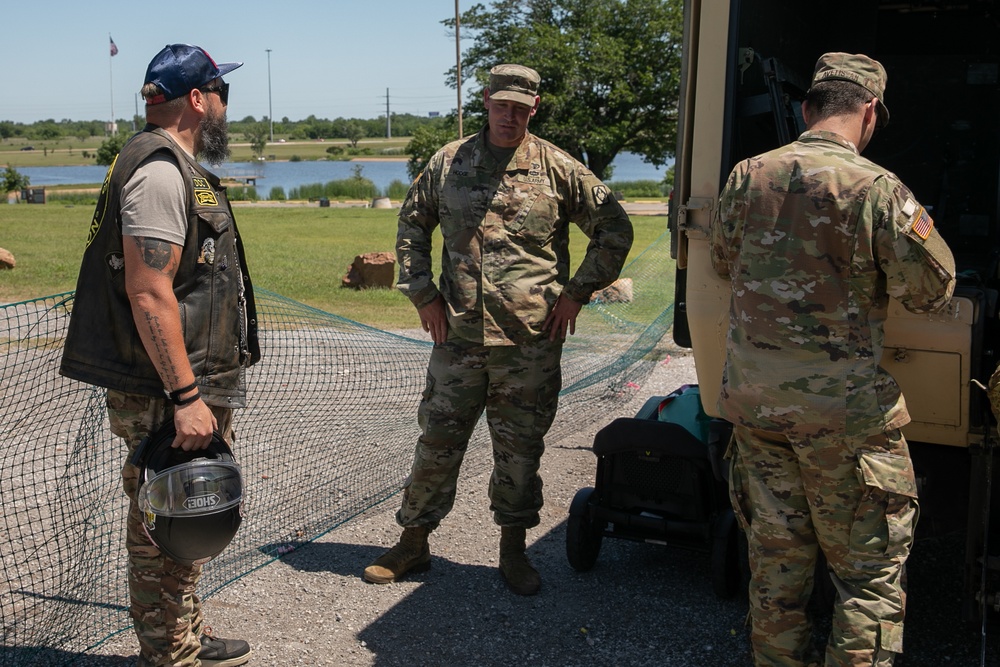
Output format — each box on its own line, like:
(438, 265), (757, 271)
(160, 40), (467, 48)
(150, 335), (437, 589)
(60, 127), (260, 407)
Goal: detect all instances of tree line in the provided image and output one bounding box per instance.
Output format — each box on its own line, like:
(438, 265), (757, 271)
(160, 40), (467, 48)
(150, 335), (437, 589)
(5, 0), (683, 186)
(0, 114), (445, 144)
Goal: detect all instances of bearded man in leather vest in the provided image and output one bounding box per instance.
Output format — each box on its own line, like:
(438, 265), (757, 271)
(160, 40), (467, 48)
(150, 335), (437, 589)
(61, 44), (259, 667)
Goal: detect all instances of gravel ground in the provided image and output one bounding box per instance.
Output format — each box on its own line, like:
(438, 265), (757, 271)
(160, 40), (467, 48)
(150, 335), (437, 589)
(78, 347), (1000, 666)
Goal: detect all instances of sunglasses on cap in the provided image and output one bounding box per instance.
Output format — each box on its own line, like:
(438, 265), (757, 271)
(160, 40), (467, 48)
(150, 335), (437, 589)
(199, 81), (230, 105)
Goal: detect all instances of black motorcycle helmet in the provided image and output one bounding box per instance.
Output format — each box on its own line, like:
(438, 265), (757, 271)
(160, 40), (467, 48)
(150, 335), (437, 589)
(131, 422), (244, 565)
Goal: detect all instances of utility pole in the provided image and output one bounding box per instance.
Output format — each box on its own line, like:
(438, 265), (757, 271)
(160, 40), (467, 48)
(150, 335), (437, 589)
(455, 0), (463, 138)
(386, 88), (391, 138)
(266, 48), (274, 142)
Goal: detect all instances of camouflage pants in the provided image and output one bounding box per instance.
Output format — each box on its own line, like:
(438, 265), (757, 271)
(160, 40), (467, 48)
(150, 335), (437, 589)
(397, 336), (562, 529)
(728, 426), (918, 667)
(107, 390), (234, 667)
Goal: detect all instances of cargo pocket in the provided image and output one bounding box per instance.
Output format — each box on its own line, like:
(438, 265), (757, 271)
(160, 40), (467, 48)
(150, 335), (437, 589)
(879, 619), (905, 654)
(849, 450), (919, 561)
(727, 442), (752, 535)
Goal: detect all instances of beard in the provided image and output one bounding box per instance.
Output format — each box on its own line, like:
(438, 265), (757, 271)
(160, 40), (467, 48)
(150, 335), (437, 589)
(197, 106), (230, 167)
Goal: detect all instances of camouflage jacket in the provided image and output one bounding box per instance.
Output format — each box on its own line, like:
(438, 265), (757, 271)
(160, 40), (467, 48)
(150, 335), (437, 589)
(396, 126), (633, 346)
(711, 130), (956, 437)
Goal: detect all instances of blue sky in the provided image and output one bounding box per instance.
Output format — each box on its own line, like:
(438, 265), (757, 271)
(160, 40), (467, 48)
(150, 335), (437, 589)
(1, 1), (479, 124)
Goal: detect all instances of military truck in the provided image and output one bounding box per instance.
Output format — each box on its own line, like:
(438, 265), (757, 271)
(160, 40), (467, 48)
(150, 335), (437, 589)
(668, 0), (1000, 624)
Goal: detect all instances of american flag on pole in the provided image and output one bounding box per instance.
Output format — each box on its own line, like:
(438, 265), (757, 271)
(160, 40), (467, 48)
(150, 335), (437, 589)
(109, 35), (119, 57)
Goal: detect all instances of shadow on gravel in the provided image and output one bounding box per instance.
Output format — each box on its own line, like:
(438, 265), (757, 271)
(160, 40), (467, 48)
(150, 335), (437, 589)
(275, 523), (756, 666)
(267, 521), (1000, 667)
(0, 646), (134, 666)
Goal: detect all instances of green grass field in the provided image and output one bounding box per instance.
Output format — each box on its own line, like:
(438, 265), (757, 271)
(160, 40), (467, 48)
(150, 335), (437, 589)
(0, 204), (669, 329)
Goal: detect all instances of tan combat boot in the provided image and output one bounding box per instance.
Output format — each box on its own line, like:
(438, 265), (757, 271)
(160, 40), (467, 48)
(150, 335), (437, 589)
(363, 526), (431, 584)
(498, 526), (541, 595)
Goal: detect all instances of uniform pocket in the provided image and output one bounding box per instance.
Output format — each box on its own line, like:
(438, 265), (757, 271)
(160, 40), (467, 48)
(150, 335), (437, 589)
(727, 444), (752, 535)
(849, 450), (919, 561)
(506, 191), (559, 245)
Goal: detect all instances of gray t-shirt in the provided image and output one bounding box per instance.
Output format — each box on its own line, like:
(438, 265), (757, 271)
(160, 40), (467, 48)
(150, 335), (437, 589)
(121, 153), (188, 245)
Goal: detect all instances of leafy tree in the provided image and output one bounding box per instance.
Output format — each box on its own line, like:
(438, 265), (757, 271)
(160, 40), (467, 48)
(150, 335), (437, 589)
(95, 133), (129, 166)
(2, 165), (30, 196)
(344, 121), (365, 148)
(444, 0), (683, 180)
(243, 121), (269, 159)
(33, 121), (61, 140)
(405, 120), (463, 180)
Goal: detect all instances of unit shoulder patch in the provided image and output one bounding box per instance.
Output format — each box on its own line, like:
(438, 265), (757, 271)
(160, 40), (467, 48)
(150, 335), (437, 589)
(592, 185), (612, 206)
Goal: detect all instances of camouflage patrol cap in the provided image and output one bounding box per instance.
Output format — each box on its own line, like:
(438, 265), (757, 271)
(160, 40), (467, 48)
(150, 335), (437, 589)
(488, 64), (540, 107)
(811, 52), (890, 128)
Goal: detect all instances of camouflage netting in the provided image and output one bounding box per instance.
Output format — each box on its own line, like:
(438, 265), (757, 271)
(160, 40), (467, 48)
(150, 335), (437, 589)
(0, 231), (675, 666)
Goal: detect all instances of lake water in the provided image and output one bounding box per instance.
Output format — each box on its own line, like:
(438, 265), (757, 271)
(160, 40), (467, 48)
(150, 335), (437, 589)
(20, 151), (669, 200)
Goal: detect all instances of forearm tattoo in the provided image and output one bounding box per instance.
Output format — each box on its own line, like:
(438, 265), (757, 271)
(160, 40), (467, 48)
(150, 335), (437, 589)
(141, 310), (181, 388)
(133, 236), (177, 275)
(130, 236), (181, 385)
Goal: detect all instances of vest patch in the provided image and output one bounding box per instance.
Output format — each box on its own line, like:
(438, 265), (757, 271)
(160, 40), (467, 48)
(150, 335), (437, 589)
(86, 156), (119, 248)
(199, 238), (216, 265)
(195, 189), (219, 206)
(106, 251), (125, 277)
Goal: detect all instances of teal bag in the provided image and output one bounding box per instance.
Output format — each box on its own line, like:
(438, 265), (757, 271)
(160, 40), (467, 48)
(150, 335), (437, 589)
(657, 384), (712, 444)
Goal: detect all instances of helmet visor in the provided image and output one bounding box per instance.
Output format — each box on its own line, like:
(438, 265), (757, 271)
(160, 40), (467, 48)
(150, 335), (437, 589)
(140, 460), (243, 517)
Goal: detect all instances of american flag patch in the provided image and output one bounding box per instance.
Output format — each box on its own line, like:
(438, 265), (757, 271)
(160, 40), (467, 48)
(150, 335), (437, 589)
(911, 208), (933, 240)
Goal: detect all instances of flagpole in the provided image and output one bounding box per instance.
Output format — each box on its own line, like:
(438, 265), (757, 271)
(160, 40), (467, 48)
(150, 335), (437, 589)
(108, 33), (115, 136)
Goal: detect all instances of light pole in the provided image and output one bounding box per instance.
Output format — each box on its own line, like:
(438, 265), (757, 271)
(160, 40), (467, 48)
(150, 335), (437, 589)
(455, 0), (463, 138)
(266, 48), (273, 142)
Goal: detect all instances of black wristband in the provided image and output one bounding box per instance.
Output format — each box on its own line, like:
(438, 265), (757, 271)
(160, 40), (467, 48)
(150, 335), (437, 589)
(165, 381), (198, 405)
(173, 389), (201, 407)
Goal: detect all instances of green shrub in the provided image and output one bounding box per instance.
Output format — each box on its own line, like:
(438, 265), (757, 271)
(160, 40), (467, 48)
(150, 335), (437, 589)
(268, 186), (287, 201)
(45, 192), (98, 206)
(227, 185), (259, 201)
(605, 179), (666, 198)
(384, 179), (410, 200)
(288, 170), (378, 201)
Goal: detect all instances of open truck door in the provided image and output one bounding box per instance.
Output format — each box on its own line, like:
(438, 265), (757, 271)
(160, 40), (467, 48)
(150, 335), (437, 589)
(669, 0), (1000, 629)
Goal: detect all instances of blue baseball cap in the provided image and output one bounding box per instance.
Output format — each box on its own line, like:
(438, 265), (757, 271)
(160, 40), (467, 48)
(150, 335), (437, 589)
(144, 44), (242, 105)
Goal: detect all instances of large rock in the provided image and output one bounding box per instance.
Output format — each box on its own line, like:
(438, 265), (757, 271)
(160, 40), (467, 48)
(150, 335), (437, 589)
(0, 247), (15, 270)
(342, 251), (395, 289)
(589, 277), (633, 304)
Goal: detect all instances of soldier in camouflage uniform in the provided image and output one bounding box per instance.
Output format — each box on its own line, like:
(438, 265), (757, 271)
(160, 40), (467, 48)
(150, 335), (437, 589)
(710, 53), (956, 666)
(60, 45), (258, 667)
(363, 64), (633, 595)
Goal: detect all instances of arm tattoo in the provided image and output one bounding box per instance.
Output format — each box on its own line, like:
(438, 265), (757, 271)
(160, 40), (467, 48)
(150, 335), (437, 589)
(133, 236), (176, 274)
(142, 310), (181, 387)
